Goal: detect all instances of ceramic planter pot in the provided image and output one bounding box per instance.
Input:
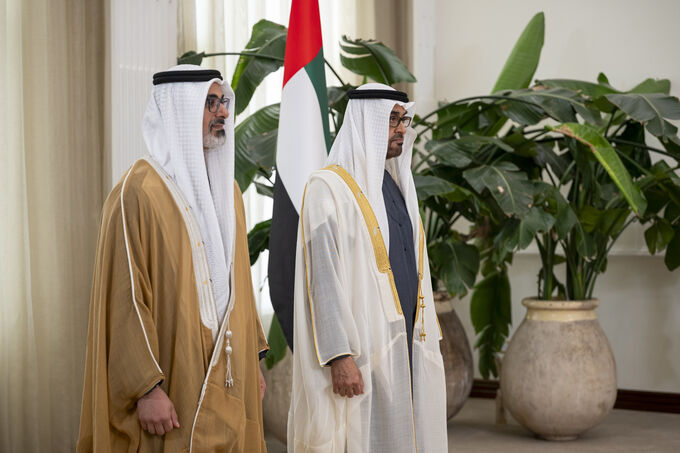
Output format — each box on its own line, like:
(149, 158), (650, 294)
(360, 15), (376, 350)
(261, 348), (293, 443)
(500, 298), (617, 441)
(434, 291), (474, 419)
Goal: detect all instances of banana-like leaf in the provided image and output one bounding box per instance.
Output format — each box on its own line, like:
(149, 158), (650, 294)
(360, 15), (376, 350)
(413, 174), (455, 199)
(536, 78), (620, 98)
(231, 20), (286, 114)
(605, 93), (680, 138)
(234, 103), (280, 190)
(430, 239), (480, 297)
(470, 271), (512, 378)
(427, 136), (512, 168)
(264, 314), (288, 369)
(247, 219), (271, 266)
(491, 12), (544, 93)
(552, 123), (647, 216)
(507, 88), (602, 124)
(629, 78), (671, 94)
(665, 228), (680, 271)
(177, 50), (206, 65)
(644, 218), (675, 255)
(463, 162), (535, 216)
(490, 207), (555, 251)
(340, 36), (416, 85)
(245, 129), (278, 178)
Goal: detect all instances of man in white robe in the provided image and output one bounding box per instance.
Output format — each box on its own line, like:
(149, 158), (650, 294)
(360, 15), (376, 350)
(288, 83), (448, 452)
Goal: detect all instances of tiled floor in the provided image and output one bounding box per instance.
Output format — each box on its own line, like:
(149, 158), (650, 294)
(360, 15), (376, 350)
(266, 397), (680, 452)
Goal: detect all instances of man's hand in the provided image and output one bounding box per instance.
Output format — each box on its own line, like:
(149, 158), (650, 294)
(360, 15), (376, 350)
(259, 368), (266, 401)
(137, 385), (180, 435)
(330, 356), (364, 398)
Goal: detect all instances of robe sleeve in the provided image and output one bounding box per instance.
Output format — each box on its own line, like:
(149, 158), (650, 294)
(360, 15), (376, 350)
(98, 181), (165, 407)
(301, 179), (360, 367)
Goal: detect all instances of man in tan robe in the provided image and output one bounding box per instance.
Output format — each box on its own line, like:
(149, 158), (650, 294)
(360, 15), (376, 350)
(78, 65), (269, 452)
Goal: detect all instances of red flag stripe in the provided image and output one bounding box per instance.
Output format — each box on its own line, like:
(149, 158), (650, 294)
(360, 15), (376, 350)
(282, 0), (323, 87)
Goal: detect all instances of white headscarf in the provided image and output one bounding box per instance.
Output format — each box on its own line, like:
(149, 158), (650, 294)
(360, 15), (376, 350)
(326, 83), (419, 249)
(142, 64), (235, 323)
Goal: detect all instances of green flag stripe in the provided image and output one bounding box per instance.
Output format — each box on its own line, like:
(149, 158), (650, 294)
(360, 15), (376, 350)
(304, 49), (331, 152)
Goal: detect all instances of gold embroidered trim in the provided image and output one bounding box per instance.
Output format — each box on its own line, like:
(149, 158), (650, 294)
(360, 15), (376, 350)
(299, 184), (325, 367)
(324, 165), (403, 316)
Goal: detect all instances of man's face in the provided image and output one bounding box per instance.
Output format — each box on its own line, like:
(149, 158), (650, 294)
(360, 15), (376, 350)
(203, 82), (230, 150)
(387, 104), (409, 159)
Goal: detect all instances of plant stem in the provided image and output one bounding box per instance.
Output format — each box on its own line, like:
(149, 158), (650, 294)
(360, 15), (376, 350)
(324, 59), (346, 86)
(584, 216), (636, 298)
(610, 138), (678, 159)
(203, 51), (284, 62)
(604, 107), (618, 137)
(557, 161), (576, 189)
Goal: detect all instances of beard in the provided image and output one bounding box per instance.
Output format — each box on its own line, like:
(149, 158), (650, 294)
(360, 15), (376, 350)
(203, 130), (226, 149)
(203, 119), (227, 149)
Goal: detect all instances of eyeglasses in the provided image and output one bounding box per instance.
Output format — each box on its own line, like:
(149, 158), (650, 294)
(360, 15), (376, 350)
(389, 114), (412, 128)
(205, 95), (230, 113)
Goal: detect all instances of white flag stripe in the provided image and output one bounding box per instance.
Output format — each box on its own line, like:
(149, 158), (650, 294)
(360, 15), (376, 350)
(276, 69), (328, 214)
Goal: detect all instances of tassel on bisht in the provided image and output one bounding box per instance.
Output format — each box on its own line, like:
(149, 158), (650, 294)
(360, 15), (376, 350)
(225, 329), (234, 387)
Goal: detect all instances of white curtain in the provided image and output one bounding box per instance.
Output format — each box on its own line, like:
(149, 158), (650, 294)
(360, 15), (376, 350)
(180, 0), (373, 328)
(0, 0), (104, 451)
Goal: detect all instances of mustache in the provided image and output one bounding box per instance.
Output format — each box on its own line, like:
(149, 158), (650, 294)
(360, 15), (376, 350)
(210, 118), (226, 129)
(390, 133), (404, 142)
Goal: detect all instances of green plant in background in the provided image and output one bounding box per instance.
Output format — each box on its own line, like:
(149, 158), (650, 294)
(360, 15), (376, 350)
(411, 12), (680, 378)
(180, 12), (680, 378)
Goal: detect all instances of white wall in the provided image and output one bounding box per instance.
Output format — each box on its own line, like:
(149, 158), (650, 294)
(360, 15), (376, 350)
(413, 0), (680, 392)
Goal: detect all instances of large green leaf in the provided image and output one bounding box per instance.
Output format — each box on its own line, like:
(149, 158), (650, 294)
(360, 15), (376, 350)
(491, 12), (544, 93)
(247, 219), (272, 265)
(231, 20), (286, 114)
(413, 174), (455, 199)
(177, 50), (206, 65)
(629, 78), (671, 94)
(427, 136), (512, 168)
(463, 162), (535, 216)
(265, 314), (288, 369)
(234, 103), (280, 190)
(496, 100), (545, 126)
(552, 123), (647, 216)
(470, 271), (512, 378)
(517, 207), (555, 249)
(245, 128), (278, 177)
(644, 218), (675, 255)
(490, 207), (555, 251)
(664, 227), (680, 271)
(536, 78), (620, 98)
(340, 36), (416, 85)
(507, 88), (601, 124)
(605, 93), (680, 138)
(430, 240), (480, 297)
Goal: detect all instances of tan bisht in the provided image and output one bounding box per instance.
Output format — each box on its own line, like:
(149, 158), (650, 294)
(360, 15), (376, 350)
(77, 158), (269, 452)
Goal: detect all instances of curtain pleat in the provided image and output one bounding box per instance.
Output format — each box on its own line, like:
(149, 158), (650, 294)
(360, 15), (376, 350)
(0, 0), (104, 451)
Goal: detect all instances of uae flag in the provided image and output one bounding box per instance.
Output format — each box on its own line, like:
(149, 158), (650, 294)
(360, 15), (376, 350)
(268, 0), (330, 350)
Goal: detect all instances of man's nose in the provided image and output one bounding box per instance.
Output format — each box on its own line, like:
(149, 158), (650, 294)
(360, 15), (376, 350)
(217, 102), (229, 118)
(396, 120), (406, 134)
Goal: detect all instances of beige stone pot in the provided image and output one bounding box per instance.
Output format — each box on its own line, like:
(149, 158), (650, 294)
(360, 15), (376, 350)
(500, 299), (617, 441)
(261, 348), (293, 443)
(434, 291), (474, 419)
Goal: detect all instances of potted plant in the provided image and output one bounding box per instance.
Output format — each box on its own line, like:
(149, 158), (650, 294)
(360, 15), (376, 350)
(411, 12), (680, 440)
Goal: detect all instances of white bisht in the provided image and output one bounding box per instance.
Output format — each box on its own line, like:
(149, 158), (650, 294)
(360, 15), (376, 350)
(288, 84), (448, 452)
